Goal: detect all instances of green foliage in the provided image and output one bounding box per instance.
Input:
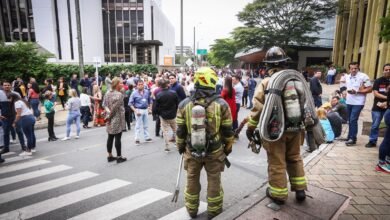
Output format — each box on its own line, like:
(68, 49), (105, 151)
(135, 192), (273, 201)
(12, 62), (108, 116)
(233, 0), (337, 50)
(380, 13), (390, 42)
(208, 38), (239, 68)
(0, 42), (48, 80)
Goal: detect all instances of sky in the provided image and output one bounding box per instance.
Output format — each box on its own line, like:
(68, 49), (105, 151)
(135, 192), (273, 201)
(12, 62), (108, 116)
(161, 0), (253, 51)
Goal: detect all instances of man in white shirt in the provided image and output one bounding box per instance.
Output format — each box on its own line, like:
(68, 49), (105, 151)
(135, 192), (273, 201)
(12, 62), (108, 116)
(327, 65), (337, 85)
(232, 75), (244, 135)
(345, 62), (372, 146)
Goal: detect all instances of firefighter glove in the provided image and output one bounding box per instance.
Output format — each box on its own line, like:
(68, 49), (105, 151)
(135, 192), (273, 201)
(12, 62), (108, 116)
(246, 126), (255, 141)
(224, 144), (232, 156)
(178, 146), (186, 155)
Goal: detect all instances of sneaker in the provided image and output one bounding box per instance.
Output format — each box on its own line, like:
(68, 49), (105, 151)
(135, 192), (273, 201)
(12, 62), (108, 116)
(135, 141), (141, 146)
(62, 137), (70, 141)
(19, 151), (32, 156)
(0, 158), (4, 163)
(116, 157), (127, 163)
(107, 156), (117, 162)
(365, 142), (376, 148)
(164, 148), (170, 153)
(0, 148), (9, 154)
(345, 139), (356, 146)
(30, 149), (37, 153)
(145, 138), (153, 143)
(378, 163), (390, 173)
(75, 136), (80, 139)
(10, 139), (16, 144)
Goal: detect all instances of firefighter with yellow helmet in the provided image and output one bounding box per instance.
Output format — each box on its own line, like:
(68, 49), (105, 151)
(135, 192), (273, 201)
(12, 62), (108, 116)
(246, 46), (307, 204)
(176, 67), (234, 219)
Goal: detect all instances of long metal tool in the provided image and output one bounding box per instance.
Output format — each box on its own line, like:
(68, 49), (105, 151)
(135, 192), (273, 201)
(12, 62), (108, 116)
(171, 154), (184, 203)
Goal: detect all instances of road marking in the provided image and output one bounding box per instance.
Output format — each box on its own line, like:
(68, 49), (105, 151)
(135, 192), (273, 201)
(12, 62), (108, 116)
(2, 152), (15, 156)
(158, 202), (207, 220)
(0, 165), (72, 187)
(0, 179), (131, 220)
(0, 171), (98, 204)
(2, 156), (32, 164)
(0, 159), (51, 175)
(69, 188), (171, 220)
(36, 127), (106, 143)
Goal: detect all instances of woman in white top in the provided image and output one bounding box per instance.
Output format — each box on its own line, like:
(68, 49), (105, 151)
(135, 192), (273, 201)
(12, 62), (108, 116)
(62, 89), (81, 140)
(9, 93), (36, 156)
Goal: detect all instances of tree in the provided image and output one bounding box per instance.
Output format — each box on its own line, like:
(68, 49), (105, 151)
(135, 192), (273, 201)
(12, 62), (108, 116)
(0, 42), (48, 81)
(380, 13), (390, 42)
(233, 0), (337, 49)
(208, 38), (239, 68)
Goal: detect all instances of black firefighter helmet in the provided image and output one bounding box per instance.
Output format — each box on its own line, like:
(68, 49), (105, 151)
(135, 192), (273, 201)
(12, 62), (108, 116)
(263, 46), (290, 66)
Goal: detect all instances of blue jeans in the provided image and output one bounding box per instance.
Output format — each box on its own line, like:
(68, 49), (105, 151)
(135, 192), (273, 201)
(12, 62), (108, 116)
(17, 115), (36, 150)
(233, 103), (241, 130)
(379, 109), (390, 161)
(347, 104), (364, 141)
(248, 90), (254, 109)
(66, 111), (81, 137)
(369, 111), (386, 144)
(326, 75), (334, 85)
(2, 116), (21, 149)
(313, 95), (322, 108)
(29, 98), (41, 118)
(135, 109), (150, 141)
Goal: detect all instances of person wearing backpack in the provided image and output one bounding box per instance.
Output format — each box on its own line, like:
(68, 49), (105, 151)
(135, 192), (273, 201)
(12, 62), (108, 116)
(176, 67), (234, 219)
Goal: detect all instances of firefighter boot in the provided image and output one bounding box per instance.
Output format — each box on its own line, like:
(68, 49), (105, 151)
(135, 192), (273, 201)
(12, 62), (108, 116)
(295, 190), (306, 202)
(266, 187), (285, 205)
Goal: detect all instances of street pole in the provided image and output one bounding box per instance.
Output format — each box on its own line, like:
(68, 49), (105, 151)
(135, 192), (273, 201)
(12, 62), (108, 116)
(75, 0), (84, 79)
(180, 0), (183, 67)
(193, 26), (195, 68)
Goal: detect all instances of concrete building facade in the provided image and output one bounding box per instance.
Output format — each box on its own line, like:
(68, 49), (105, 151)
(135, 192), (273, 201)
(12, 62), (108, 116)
(333, 0), (390, 79)
(0, 0), (175, 65)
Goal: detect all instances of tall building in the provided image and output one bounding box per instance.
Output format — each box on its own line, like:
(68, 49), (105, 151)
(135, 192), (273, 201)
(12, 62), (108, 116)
(175, 45), (193, 57)
(0, 0), (175, 65)
(333, 0), (390, 79)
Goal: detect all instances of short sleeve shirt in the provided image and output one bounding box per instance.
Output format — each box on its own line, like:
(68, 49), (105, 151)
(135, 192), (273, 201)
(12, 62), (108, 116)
(372, 76), (390, 111)
(345, 72), (372, 105)
(14, 100), (33, 116)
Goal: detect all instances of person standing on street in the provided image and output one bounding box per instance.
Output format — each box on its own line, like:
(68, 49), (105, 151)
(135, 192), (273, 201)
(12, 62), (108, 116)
(169, 74), (186, 102)
(44, 91), (58, 141)
(103, 77), (127, 163)
(154, 79), (179, 152)
(376, 82), (390, 173)
(221, 76), (237, 131)
(80, 74), (92, 95)
(327, 65), (336, 85)
(80, 87), (92, 129)
(310, 71), (323, 108)
(57, 77), (68, 110)
(62, 89), (81, 140)
(246, 46), (308, 205)
(129, 80), (153, 146)
(70, 74), (80, 96)
(247, 74), (257, 109)
(232, 75), (244, 134)
(345, 62), (372, 146)
(105, 73), (112, 92)
(176, 67), (234, 219)
(366, 63), (390, 148)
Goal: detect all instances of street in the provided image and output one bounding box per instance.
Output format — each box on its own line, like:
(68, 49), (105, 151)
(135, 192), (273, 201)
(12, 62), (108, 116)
(0, 108), (268, 220)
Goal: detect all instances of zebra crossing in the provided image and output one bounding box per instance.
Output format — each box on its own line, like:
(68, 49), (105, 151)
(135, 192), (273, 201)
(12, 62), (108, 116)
(0, 152), (207, 219)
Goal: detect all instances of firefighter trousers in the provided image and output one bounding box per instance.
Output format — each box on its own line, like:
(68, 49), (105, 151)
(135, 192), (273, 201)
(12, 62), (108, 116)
(184, 149), (226, 217)
(262, 131), (307, 201)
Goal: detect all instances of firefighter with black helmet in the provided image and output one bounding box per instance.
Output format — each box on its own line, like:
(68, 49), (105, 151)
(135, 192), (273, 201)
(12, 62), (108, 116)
(246, 46), (307, 204)
(176, 67), (234, 219)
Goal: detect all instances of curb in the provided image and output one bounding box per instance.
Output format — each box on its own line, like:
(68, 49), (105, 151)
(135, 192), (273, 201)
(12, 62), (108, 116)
(214, 142), (335, 220)
(35, 120), (67, 130)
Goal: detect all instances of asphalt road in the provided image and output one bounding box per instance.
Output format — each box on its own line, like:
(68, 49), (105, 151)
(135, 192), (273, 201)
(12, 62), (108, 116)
(0, 107), (268, 220)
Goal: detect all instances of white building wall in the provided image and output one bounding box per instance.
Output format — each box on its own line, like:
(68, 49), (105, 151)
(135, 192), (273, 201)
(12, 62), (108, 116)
(31, 0), (58, 58)
(144, 0), (175, 65)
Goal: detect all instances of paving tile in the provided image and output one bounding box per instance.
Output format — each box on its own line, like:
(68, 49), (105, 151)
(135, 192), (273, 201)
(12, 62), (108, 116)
(353, 205), (380, 214)
(350, 176), (366, 181)
(332, 188), (355, 197)
(349, 170), (366, 176)
(350, 189), (371, 196)
(335, 175), (353, 181)
(320, 180), (338, 188)
(335, 169), (352, 175)
(363, 182), (385, 189)
(353, 215), (376, 220)
(373, 214), (390, 220)
(366, 197), (389, 205)
(350, 182), (369, 189)
(336, 164), (352, 170)
(379, 176), (390, 183)
(338, 214), (356, 220)
(334, 180), (353, 188)
(308, 180), (322, 187)
(307, 174), (322, 181)
(372, 205), (390, 214)
(352, 196), (373, 205)
(319, 174), (337, 181)
(344, 205), (362, 214)
(380, 183), (390, 190)
(382, 190), (390, 196)
(365, 189), (386, 197)
(321, 168), (337, 175)
(335, 159), (351, 165)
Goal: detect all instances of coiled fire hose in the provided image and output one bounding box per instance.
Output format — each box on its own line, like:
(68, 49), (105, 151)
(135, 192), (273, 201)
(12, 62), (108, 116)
(258, 69), (325, 150)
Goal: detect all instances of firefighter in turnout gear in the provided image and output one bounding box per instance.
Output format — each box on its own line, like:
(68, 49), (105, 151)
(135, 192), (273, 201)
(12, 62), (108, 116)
(246, 46), (307, 204)
(176, 67), (234, 219)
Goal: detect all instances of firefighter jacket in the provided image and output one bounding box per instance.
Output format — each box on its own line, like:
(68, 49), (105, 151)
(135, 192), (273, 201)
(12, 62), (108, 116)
(176, 89), (234, 155)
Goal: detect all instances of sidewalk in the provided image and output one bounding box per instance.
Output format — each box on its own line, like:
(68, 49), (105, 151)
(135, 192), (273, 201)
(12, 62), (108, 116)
(216, 84), (389, 219)
(35, 104), (68, 130)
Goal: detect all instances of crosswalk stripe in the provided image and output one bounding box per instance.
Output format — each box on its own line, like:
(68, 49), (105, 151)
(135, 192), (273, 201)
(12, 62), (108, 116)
(0, 165), (72, 187)
(2, 152), (15, 156)
(2, 156), (32, 164)
(69, 188), (171, 220)
(158, 202), (207, 220)
(0, 179), (131, 220)
(0, 171), (99, 204)
(0, 160), (51, 175)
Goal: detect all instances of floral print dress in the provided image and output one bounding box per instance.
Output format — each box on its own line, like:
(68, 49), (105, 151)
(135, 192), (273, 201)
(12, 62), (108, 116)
(103, 90), (126, 134)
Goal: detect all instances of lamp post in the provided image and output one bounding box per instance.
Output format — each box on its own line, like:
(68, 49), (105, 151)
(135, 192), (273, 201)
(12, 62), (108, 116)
(180, 0), (184, 66)
(193, 22), (201, 68)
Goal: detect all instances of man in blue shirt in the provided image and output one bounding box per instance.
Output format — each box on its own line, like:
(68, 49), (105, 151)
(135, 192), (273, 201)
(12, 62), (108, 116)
(168, 74), (186, 102)
(129, 80), (153, 146)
